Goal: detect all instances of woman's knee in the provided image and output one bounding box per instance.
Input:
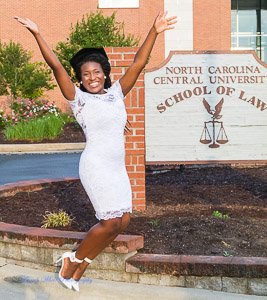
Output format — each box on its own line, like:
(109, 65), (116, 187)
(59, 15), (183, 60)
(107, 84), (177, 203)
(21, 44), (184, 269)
(121, 213), (130, 232)
(100, 218), (122, 235)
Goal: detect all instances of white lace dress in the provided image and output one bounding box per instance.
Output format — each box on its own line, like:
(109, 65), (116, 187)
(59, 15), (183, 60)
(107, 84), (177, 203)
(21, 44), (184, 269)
(68, 81), (132, 220)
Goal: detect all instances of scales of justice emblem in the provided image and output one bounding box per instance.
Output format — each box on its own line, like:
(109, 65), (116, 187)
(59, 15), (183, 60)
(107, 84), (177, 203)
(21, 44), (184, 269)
(200, 98), (229, 148)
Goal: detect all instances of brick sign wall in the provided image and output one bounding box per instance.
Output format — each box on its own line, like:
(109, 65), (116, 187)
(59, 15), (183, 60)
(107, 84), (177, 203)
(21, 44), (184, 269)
(106, 47), (146, 210)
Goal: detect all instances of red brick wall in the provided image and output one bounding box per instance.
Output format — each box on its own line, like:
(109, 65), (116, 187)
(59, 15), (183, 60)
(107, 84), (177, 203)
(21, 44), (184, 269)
(0, 0), (163, 68)
(0, 0), (163, 113)
(106, 47), (146, 211)
(193, 0), (231, 50)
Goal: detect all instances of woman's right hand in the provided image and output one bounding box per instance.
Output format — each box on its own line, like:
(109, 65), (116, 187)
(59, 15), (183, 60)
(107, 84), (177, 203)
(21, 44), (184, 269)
(14, 16), (39, 35)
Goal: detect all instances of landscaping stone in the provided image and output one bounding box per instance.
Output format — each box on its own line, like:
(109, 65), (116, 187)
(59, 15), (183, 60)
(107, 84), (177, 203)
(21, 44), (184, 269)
(20, 245), (39, 263)
(91, 251), (137, 271)
(185, 276), (222, 291)
(126, 253), (181, 274)
(5, 243), (22, 260)
(222, 277), (248, 294)
(137, 273), (185, 287)
(84, 268), (139, 283)
(248, 278), (267, 296)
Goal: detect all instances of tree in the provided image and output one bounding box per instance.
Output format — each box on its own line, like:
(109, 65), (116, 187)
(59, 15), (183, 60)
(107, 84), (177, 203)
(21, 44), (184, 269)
(0, 41), (55, 102)
(55, 11), (139, 76)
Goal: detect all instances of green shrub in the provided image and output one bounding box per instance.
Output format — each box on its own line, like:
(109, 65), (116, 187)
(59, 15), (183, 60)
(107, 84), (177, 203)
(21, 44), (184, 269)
(0, 41), (55, 101)
(148, 219), (161, 228)
(41, 210), (74, 228)
(212, 210), (229, 220)
(55, 11), (139, 77)
(3, 114), (67, 141)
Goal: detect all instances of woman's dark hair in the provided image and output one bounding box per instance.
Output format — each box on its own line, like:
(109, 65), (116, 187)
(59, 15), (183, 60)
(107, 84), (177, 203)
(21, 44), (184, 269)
(73, 53), (111, 91)
(70, 49), (131, 133)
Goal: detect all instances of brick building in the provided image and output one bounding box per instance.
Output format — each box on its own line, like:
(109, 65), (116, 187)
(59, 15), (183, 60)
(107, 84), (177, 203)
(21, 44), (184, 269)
(1, 0), (266, 109)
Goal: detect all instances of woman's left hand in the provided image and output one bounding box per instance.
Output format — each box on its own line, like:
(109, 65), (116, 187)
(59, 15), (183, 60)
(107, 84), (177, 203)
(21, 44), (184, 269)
(14, 16), (39, 35)
(154, 11), (177, 34)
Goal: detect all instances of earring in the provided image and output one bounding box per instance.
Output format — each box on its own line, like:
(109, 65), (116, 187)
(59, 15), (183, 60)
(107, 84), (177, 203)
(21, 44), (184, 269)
(104, 76), (107, 79)
(80, 81), (83, 84)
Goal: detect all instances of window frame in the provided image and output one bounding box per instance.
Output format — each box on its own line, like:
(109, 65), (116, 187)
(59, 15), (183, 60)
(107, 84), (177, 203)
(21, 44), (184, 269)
(231, 0), (267, 62)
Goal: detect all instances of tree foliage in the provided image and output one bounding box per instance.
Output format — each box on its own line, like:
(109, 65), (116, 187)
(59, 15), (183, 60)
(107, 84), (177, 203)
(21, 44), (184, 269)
(0, 41), (55, 101)
(55, 11), (139, 76)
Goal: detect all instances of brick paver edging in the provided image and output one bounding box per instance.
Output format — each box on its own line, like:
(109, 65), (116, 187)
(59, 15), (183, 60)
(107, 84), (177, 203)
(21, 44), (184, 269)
(0, 221), (143, 254)
(0, 179), (266, 296)
(0, 177), (79, 197)
(126, 253), (267, 278)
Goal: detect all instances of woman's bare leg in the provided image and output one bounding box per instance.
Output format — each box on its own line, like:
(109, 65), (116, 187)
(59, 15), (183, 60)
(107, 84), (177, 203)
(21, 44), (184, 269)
(60, 218), (120, 279)
(72, 213), (130, 281)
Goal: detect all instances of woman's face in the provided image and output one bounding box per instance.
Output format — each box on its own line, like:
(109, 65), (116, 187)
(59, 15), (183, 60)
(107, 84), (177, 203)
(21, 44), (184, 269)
(80, 61), (106, 94)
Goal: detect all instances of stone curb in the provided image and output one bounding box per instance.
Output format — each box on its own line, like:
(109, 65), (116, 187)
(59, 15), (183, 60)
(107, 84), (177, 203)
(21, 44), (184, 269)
(0, 142), (85, 153)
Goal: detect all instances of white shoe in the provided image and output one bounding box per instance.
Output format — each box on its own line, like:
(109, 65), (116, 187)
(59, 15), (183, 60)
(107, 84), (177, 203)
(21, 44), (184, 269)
(71, 278), (80, 292)
(56, 252), (73, 289)
(71, 256), (93, 292)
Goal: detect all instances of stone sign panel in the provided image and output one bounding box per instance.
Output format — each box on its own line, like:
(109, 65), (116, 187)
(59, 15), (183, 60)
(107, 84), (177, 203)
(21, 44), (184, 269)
(145, 51), (267, 163)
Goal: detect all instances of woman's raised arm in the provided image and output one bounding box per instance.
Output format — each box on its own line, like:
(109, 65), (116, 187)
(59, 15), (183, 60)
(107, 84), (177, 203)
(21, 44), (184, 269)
(14, 17), (75, 100)
(119, 12), (177, 96)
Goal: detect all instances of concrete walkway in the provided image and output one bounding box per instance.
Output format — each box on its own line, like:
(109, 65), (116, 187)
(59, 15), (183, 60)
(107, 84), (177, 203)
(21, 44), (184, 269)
(0, 143), (85, 154)
(0, 259), (265, 300)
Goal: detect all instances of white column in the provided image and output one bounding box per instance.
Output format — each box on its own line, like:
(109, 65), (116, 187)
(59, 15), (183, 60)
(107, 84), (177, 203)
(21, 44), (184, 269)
(164, 0), (193, 57)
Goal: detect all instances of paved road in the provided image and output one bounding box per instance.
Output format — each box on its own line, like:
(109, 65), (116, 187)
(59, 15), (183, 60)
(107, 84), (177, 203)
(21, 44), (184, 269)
(0, 153), (81, 185)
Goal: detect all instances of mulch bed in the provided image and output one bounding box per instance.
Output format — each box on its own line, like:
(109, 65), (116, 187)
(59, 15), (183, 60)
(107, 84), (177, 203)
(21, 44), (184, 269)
(0, 166), (266, 257)
(0, 124), (266, 257)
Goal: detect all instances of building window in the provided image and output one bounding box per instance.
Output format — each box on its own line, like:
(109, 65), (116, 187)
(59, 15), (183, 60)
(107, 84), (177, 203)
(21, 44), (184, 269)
(98, 0), (139, 8)
(231, 0), (267, 62)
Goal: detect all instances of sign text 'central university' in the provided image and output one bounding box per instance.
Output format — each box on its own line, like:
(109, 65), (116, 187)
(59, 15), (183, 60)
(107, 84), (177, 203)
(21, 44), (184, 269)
(144, 51), (267, 163)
